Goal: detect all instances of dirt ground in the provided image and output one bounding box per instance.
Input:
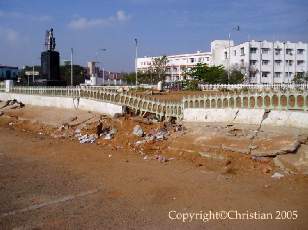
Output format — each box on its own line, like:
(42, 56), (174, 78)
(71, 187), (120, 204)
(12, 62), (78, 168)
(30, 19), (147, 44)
(0, 102), (308, 229)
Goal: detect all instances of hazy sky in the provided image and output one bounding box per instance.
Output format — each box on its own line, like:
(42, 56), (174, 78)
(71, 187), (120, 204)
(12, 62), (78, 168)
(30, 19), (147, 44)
(0, 0), (307, 72)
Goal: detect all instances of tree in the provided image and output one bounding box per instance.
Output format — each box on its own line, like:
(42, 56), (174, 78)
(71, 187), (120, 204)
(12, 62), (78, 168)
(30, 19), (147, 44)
(292, 72), (308, 84)
(229, 68), (245, 84)
(123, 70), (155, 85)
(186, 63), (227, 84)
(152, 55), (168, 82)
(59, 65), (85, 85)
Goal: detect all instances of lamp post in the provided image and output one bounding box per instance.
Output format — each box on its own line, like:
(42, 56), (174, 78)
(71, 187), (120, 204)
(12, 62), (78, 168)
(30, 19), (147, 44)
(96, 48), (107, 85)
(70, 48), (73, 86)
(228, 26), (240, 83)
(134, 38), (138, 86)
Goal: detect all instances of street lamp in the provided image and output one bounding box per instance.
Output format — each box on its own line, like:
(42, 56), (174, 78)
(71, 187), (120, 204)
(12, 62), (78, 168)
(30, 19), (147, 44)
(96, 48), (107, 85)
(228, 26), (240, 83)
(71, 48), (73, 86)
(134, 38), (138, 86)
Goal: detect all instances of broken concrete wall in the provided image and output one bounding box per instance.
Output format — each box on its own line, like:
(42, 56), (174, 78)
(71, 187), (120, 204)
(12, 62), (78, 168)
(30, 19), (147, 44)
(0, 93), (123, 117)
(183, 108), (239, 123)
(184, 108), (308, 129)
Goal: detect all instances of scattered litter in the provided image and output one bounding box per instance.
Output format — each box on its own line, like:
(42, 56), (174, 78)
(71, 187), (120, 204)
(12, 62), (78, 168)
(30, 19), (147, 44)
(135, 140), (146, 145)
(8, 122), (13, 126)
(108, 154), (112, 158)
(132, 125), (144, 137)
(143, 155), (149, 160)
(153, 154), (168, 163)
(271, 172), (284, 179)
(78, 134), (96, 144)
(38, 132), (43, 135)
(75, 128), (81, 134)
(104, 133), (113, 140)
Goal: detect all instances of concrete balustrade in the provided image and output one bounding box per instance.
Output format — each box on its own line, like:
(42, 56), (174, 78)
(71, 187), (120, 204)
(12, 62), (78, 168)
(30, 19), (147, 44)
(183, 91), (308, 111)
(1, 86), (307, 120)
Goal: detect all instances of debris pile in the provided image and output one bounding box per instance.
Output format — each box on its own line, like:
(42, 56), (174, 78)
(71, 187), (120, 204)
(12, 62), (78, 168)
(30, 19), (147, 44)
(132, 125), (144, 137)
(1, 99), (25, 109)
(78, 134), (97, 144)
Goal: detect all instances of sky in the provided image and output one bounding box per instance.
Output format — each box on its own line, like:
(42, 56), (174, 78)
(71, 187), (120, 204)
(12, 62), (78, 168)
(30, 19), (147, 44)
(0, 0), (308, 72)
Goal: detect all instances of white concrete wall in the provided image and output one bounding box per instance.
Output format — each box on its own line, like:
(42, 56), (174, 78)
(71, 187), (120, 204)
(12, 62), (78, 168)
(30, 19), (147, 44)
(0, 93), (123, 117)
(184, 108), (308, 129)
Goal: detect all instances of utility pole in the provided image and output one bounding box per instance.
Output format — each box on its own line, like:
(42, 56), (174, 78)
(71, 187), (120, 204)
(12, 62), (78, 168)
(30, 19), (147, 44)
(134, 38), (138, 86)
(97, 49), (107, 85)
(228, 33), (231, 83)
(228, 26), (240, 83)
(71, 48), (73, 86)
(32, 65), (35, 84)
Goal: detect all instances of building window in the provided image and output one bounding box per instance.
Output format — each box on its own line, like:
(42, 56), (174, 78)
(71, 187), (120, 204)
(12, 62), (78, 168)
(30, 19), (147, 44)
(275, 48), (281, 55)
(234, 50), (236, 56)
(286, 49), (293, 55)
(190, 58), (195, 63)
(297, 60), (304, 65)
(198, 58), (202, 62)
(224, 52), (228, 60)
(286, 72), (293, 77)
(286, 60), (293, 66)
(261, 48), (270, 54)
(206, 57), (209, 61)
(297, 49), (304, 54)
(274, 72), (281, 78)
(262, 60), (269, 65)
(250, 47), (257, 53)
(240, 47), (245, 56)
(262, 72), (269, 78)
(250, 60), (257, 65)
(275, 60), (282, 66)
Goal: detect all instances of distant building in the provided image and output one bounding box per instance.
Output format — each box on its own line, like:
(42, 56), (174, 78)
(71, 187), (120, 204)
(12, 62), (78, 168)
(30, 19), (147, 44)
(0, 65), (19, 80)
(137, 51), (212, 82)
(137, 39), (308, 84)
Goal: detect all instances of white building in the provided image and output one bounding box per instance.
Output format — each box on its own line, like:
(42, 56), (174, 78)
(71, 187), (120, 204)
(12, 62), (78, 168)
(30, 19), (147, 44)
(137, 51), (212, 82)
(137, 40), (308, 84)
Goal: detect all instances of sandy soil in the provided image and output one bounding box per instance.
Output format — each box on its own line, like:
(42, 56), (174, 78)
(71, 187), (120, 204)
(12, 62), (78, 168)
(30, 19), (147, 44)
(0, 103), (307, 229)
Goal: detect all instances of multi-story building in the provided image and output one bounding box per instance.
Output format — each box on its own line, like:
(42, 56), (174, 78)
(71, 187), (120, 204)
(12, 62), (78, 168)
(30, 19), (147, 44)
(0, 65), (19, 81)
(137, 51), (212, 82)
(137, 40), (308, 84)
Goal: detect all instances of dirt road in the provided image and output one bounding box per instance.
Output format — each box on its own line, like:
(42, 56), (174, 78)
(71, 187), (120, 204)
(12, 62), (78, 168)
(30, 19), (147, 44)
(0, 105), (307, 229)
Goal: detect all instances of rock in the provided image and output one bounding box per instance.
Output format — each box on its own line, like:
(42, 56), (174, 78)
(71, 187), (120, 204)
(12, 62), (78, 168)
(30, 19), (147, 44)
(75, 128), (81, 134)
(132, 125), (144, 137)
(199, 152), (226, 161)
(251, 140), (301, 157)
(273, 147), (308, 174)
(251, 156), (271, 163)
(70, 116), (78, 122)
(135, 140), (146, 145)
(271, 172), (284, 179)
(261, 165), (272, 174)
(104, 133), (113, 140)
(248, 144), (258, 150)
(113, 113), (123, 119)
